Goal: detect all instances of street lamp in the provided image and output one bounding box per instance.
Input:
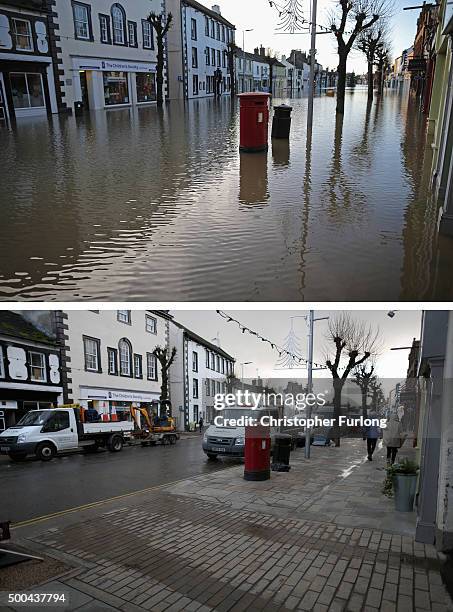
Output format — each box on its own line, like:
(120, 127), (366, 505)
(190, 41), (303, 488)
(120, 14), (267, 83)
(240, 361), (253, 389)
(242, 29), (253, 93)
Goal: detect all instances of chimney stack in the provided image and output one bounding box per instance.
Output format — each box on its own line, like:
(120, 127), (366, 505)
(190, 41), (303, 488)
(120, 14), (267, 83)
(211, 4), (221, 14)
(260, 46), (265, 58)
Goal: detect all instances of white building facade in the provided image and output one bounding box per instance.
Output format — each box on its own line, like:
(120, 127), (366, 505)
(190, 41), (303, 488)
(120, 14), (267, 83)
(51, 0), (165, 112)
(167, 0), (235, 99)
(169, 323), (235, 430)
(60, 310), (171, 422)
(0, 0), (59, 124)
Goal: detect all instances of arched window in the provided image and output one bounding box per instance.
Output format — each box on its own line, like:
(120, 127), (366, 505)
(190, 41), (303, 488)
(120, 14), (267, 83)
(118, 338), (132, 376)
(111, 3), (126, 44)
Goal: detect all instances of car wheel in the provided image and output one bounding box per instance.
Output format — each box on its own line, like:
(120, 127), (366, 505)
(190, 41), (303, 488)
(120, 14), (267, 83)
(169, 435), (177, 445)
(107, 435), (123, 452)
(8, 452), (27, 462)
(36, 442), (56, 462)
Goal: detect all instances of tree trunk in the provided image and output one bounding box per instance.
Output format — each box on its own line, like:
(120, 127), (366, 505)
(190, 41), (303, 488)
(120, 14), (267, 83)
(156, 38), (165, 107)
(361, 388), (368, 419)
(367, 61), (374, 102)
(332, 379), (343, 447)
(336, 53), (347, 115)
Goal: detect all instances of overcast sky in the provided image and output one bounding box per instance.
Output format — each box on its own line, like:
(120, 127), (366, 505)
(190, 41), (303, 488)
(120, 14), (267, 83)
(216, 0), (419, 73)
(171, 310), (422, 382)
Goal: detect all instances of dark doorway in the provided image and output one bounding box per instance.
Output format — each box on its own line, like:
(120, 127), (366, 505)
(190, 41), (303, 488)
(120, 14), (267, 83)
(80, 71), (89, 110)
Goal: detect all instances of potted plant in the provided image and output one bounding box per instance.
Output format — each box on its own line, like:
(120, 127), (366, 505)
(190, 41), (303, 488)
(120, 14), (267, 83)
(382, 458), (419, 512)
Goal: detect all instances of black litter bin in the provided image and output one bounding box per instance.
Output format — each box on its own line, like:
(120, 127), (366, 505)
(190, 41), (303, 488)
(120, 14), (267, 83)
(74, 101), (84, 116)
(271, 433), (292, 472)
(272, 105), (293, 139)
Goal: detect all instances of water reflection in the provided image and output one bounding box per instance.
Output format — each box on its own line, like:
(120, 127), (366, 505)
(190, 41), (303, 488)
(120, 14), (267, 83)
(239, 153), (269, 207)
(1, 90), (452, 301)
(272, 139), (291, 169)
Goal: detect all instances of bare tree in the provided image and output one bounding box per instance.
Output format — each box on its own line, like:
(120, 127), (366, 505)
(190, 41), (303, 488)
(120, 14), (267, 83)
(328, 0), (393, 114)
(374, 43), (391, 95)
(369, 377), (385, 412)
(147, 11), (173, 107)
(153, 346), (177, 414)
(325, 313), (381, 445)
(356, 23), (385, 101)
(353, 362), (375, 418)
(227, 42), (239, 99)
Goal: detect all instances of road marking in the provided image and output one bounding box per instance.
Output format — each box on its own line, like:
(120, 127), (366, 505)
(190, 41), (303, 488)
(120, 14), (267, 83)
(12, 467), (230, 529)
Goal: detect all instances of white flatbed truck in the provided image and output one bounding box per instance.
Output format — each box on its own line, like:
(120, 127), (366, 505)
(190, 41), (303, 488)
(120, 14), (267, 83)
(0, 406), (134, 462)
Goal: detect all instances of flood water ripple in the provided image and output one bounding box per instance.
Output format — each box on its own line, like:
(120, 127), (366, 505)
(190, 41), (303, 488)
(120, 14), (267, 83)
(1, 88), (453, 301)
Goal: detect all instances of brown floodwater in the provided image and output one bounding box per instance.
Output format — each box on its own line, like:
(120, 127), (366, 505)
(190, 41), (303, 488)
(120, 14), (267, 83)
(1, 87), (452, 301)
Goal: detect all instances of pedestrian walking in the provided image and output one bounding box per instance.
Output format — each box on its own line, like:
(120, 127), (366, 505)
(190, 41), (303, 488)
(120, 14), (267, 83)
(364, 413), (380, 461)
(198, 416), (204, 433)
(383, 413), (405, 465)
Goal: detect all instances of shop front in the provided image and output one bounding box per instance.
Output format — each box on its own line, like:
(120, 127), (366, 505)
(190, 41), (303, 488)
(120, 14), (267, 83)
(0, 386), (64, 430)
(71, 57), (157, 111)
(78, 386), (160, 424)
(0, 58), (57, 122)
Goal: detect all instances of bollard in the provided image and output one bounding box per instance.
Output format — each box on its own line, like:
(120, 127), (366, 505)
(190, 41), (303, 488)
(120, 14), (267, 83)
(74, 101), (84, 116)
(238, 92), (271, 153)
(271, 433), (292, 472)
(271, 104), (293, 139)
(244, 424), (271, 481)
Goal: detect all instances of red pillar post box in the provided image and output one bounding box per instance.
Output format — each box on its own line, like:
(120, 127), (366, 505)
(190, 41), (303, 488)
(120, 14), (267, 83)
(238, 92), (271, 153)
(244, 424), (271, 481)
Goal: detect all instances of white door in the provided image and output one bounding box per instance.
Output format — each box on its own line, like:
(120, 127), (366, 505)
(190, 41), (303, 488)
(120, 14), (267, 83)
(40, 411), (78, 450)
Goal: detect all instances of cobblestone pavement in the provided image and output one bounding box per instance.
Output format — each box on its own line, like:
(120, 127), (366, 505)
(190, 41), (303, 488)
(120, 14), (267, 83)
(6, 441), (453, 612)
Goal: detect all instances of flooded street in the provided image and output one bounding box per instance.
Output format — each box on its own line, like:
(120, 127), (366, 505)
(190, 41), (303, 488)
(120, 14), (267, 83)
(1, 88), (452, 301)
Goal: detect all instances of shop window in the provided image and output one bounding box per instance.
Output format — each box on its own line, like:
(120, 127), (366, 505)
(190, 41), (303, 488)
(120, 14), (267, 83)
(193, 378), (199, 399)
(111, 3), (126, 45)
(191, 18), (197, 40)
(192, 47), (198, 69)
(142, 20), (153, 49)
(83, 336), (101, 372)
(193, 405), (199, 423)
(192, 351), (198, 372)
(119, 338), (132, 376)
(211, 379), (216, 396)
(107, 347), (118, 375)
(205, 378), (210, 396)
(134, 354), (142, 379)
(72, 2), (92, 40)
(193, 74), (198, 96)
(211, 48), (215, 66)
(99, 14), (111, 43)
(29, 351), (46, 382)
(136, 73), (156, 103)
(103, 71), (128, 106)
(11, 18), (33, 51)
(217, 50), (221, 67)
(128, 21), (137, 47)
(10, 73), (45, 109)
(216, 381), (221, 394)
(147, 353), (157, 381)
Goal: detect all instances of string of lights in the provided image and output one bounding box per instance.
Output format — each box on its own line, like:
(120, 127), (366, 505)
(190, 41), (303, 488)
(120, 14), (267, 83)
(216, 310), (328, 370)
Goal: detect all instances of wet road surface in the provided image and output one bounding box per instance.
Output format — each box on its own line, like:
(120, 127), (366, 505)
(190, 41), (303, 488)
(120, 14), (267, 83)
(1, 88), (453, 301)
(1, 437), (234, 523)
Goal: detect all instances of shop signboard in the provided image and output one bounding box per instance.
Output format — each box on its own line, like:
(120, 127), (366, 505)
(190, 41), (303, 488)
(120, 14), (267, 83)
(73, 57), (157, 73)
(80, 387), (159, 403)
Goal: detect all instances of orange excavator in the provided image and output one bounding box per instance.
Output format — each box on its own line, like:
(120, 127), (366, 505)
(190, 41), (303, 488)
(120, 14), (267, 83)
(130, 404), (179, 446)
